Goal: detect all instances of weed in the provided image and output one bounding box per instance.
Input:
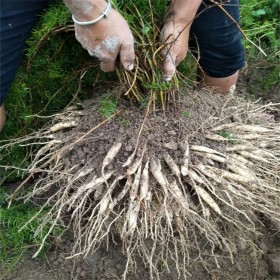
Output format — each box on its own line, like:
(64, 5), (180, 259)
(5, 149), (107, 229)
(0, 188), (62, 275)
(263, 64), (280, 93)
(194, 95), (201, 103)
(139, 94), (151, 109)
(143, 125), (150, 133)
(0, 0), (108, 182)
(98, 93), (117, 118)
(157, 259), (168, 273)
(240, 0), (279, 91)
(218, 130), (234, 139)
(218, 130), (238, 144)
(240, 0), (279, 57)
(182, 110), (191, 118)
(118, 118), (131, 128)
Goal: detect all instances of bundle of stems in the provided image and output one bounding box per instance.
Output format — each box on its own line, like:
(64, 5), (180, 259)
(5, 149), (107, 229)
(115, 0), (181, 109)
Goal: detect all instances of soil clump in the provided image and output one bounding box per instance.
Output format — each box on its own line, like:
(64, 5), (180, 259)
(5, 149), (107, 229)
(1, 85), (280, 280)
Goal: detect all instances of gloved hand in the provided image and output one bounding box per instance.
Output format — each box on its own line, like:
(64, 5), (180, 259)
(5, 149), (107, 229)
(69, 0), (135, 72)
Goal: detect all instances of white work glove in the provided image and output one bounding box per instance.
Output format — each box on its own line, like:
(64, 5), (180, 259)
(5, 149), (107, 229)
(71, 1), (135, 72)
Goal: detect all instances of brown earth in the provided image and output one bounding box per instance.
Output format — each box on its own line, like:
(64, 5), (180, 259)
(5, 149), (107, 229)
(2, 224), (280, 280)
(1, 68), (280, 280)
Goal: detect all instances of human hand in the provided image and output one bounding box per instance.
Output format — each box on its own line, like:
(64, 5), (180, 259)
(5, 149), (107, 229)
(160, 0), (201, 81)
(72, 1), (135, 72)
(161, 18), (190, 81)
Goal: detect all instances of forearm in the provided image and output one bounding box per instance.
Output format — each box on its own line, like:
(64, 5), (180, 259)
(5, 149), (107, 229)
(168, 0), (202, 27)
(63, 0), (107, 21)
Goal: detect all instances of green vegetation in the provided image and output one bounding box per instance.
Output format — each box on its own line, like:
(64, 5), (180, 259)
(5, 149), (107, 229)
(217, 131), (239, 145)
(3, 2), (74, 140)
(240, 0), (279, 58)
(182, 110), (191, 118)
(115, 0), (181, 105)
(240, 0), (279, 92)
(0, 1), (88, 271)
(0, 188), (61, 274)
(0, 0), (108, 183)
(98, 92), (118, 118)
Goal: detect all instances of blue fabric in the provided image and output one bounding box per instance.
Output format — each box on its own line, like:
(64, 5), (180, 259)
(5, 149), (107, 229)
(190, 0), (245, 78)
(0, 0), (49, 106)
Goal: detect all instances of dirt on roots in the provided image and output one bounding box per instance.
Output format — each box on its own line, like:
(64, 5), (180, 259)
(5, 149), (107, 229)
(2, 86), (280, 280)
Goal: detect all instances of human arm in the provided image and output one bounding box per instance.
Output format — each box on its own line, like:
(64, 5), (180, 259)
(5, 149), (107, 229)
(63, 0), (135, 72)
(161, 0), (202, 80)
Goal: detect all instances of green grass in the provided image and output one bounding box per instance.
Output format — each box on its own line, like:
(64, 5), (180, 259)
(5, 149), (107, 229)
(218, 131), (238, 145)
(0, 0), (110, 183)
(182, 110), (191, 118)
(240, 0), (279, 57)
(0, 2), (83, 270)
(0, 188), (62, 275)
(240, 0), (279, 92)
(98, 93), (118, 118)
(118, 118), (131, 128)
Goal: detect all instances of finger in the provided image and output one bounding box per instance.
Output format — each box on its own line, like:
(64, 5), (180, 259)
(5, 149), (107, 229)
(100, 55), (117, 72)
(162, 50), (177, 81)
(175, 48), (187, 66)
(120, 42), (135, 71)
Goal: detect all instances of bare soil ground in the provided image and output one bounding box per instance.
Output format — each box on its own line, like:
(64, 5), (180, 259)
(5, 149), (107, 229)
(2, 226), (280, 280)
(1, 68), (280, 280)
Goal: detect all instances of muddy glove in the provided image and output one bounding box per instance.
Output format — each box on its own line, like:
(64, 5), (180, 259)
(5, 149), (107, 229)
(161, 0), (201, 81)
(64, 0), (135, 72)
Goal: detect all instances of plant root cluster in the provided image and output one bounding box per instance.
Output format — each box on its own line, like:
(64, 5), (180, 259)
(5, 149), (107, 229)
(5, 95), (280, 280)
